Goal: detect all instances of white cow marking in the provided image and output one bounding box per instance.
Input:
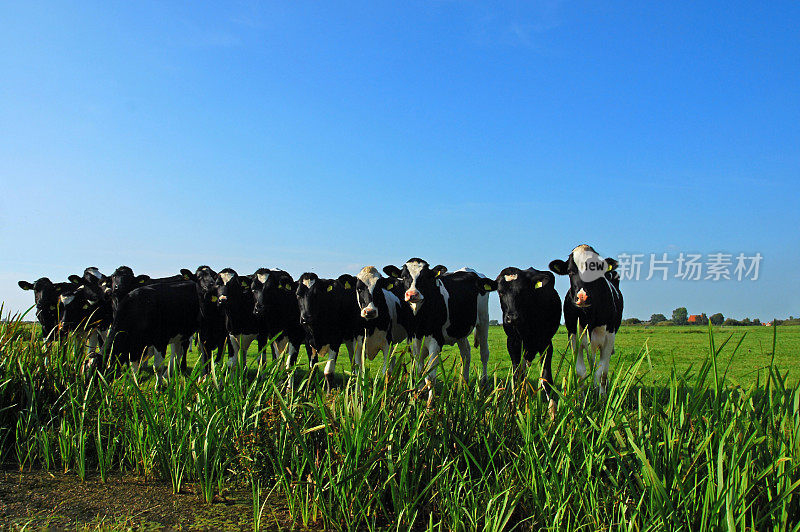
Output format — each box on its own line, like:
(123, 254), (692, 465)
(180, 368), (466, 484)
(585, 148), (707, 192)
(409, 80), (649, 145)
(302, 278), (315, 288)
(257, 273), (268, 284)
(504, 274), (518, 282)
(59, 294), (75, 305)
(220, 272), (235, 285)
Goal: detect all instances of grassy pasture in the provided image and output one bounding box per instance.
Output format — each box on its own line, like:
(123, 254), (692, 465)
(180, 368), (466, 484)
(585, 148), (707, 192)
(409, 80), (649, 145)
(1, 316), (799, 530)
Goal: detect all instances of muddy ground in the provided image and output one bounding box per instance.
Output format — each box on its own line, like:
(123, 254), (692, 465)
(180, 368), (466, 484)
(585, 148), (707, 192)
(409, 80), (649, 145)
(0, 466), (306, 530)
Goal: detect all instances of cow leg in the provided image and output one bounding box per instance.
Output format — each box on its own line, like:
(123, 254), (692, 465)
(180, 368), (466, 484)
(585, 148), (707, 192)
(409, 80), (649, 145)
(592, 327), (614, 395)
(323, 346), (337, 391)
(411, 337), (424, 376)
(152, 345), (168, 387)
(507, 334), (523, 378)
(475, 298), (491, 386)
(424, 338), (441, 406)
(571, 326), (590, 381)
(540, 343), (557, 418)
(227, 334), (241, 368)
(168, 337), (186, 379)
(456, 337), (471, 383)
(180, 337), (190, 372)
(353, 335), (365, 373)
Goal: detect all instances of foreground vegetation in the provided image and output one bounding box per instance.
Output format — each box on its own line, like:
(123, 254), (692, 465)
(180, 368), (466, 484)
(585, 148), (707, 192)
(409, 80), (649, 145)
(1, 315), (799, 530)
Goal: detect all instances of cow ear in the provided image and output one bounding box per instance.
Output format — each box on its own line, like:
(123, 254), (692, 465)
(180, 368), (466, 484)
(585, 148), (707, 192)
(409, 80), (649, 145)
(432, 265), (448, 277)
(18, 280), (34, 291)
(69, 275), (83, 285)
(135, 275), (150, 284)
(549, 260), (568, 275)
(534, 272), (555, 289)
(605, 258), (618, 271)
(383, 265), (402, 279)
(476, 277), (497, 293)
(337, 274), (357, 290)
(180, 268), (197, 282)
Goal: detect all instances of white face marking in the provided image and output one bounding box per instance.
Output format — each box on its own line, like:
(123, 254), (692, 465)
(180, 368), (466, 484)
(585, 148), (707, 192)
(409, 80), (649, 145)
(257, 273), (268, 284)
(219, 272), (235, 285)
(572, 245), (607, 282)
(86, 268), (102, 279)
(404, 260), (426, 307)
(302, 278), (315, 288)
(504, 274), (518, 282)
(59, 294), (75, 305)
(357, 266), (381, 294)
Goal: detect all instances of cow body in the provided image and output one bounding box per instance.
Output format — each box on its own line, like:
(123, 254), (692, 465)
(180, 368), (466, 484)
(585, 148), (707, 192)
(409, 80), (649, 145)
(212, 268), (269, 368)
(383, 259), (496, 402)
(550, 245), (623, 394)
(296, 273), (363, 389)
(105, 280), (200, 385)
(251, 268), (310, 377)
(353, 266), (410, 374)
(180, 266), (231, 375)
(496, 267), (562, 414)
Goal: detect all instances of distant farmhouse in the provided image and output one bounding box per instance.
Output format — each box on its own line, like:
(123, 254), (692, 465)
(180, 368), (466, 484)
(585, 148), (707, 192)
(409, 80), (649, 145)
(687, 314), (702, 324)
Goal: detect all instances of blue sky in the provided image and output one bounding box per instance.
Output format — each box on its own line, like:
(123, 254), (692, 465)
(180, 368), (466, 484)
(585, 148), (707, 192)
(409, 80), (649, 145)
(1, 1), (798, 321)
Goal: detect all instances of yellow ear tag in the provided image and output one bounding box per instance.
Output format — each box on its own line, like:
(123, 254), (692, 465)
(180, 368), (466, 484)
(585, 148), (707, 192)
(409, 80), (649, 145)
(183, 274), (190, 280)
(83, 304), (89, 309)
(387, 283), (393, 290)
(344, 281), (351, 289)
(284, 284), (292, 291)
(483, 283), (492, 291)
(241, 281), (248, 288)
(139, 279), (145, 284)
(50, 306), (56, 310)
(327, 284), (333, 292)
(607, 264), (613, 271)
(211, 296), (218, 302)
(535, 280), (543, 289)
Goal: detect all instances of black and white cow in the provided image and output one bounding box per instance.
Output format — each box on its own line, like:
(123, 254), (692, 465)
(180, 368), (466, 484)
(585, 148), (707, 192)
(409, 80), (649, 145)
(180, 266), (231, 376)
(250, 268), (310, 376)
(59, 268), (114, 352)
(549, 244), (623, 395)
(495, 267), (562, 414)
(104, 280), (200, 385)
(18, 277), (78, 343)
(295, 272), (363, 390)
(109, 266), (190, 371)
(212, 268), (270, 368)
(383, 259), (496, 401)
(353, 266), (411, 374)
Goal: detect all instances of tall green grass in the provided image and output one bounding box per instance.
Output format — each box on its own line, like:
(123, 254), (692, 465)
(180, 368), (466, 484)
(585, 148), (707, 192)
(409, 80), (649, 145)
(0, 309), (798, 531)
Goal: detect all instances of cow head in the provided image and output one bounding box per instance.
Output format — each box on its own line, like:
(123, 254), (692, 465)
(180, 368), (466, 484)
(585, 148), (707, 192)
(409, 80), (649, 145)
(110, 266), (149, 309)
(181, 266), (219, 313)
(495, 267), (556, 327)
(58, 281), (106, 331)
(251, 268), (296, 319)
(549, 245), (618, 309)
(18, 277), (74, 338)
(355, 266), (396, 320)
(213, 268), (251, 309)
(382, 258), (447, 315)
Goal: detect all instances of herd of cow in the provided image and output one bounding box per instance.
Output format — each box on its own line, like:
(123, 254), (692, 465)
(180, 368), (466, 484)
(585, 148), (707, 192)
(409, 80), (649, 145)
(17, 245), (623, 410)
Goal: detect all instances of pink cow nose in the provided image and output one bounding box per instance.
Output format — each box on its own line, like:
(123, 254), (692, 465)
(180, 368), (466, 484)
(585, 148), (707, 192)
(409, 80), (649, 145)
(405, 289), (420, 302)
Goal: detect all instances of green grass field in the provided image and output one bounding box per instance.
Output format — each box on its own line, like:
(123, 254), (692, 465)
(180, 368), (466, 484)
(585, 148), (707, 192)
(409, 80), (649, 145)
(226, 324), (800, 388)
(2, 319), (799, 530)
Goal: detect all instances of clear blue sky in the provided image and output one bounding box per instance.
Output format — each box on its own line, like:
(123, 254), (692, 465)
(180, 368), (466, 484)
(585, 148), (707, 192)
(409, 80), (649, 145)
(2, 1), (798, 322)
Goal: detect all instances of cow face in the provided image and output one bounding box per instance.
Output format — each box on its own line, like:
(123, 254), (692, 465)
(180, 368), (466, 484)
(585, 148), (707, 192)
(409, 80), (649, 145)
(495, 267), (556, 327)
(110, 266), (149, 308)
(213, 268), (250, 309)
(19, 277), (76, 338)
(549, 245), (618, 308)
(355, 266), (396, 320)
(251, 268), (296, 319)
(295, 273), (337, 328)
(58, 282), (105, 330)
(383, 258), (447, 315)
(181, 266), (219, 310)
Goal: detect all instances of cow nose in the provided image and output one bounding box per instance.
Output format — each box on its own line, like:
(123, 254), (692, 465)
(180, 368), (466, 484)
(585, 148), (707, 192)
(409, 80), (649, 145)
(218, 295), (227, 302)
(505, 312), (519, 324)
(405, 289), (420, 302)
(253, 304), (263, 316)
(362, 308), (377, 319)
(300, 314), (309, 324)
(576, 289), (588, 304)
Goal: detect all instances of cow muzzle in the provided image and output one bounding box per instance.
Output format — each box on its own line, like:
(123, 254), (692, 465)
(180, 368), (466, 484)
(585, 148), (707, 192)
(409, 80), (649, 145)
(361, 307), (378, 319)
(405, 289), (423, 303)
